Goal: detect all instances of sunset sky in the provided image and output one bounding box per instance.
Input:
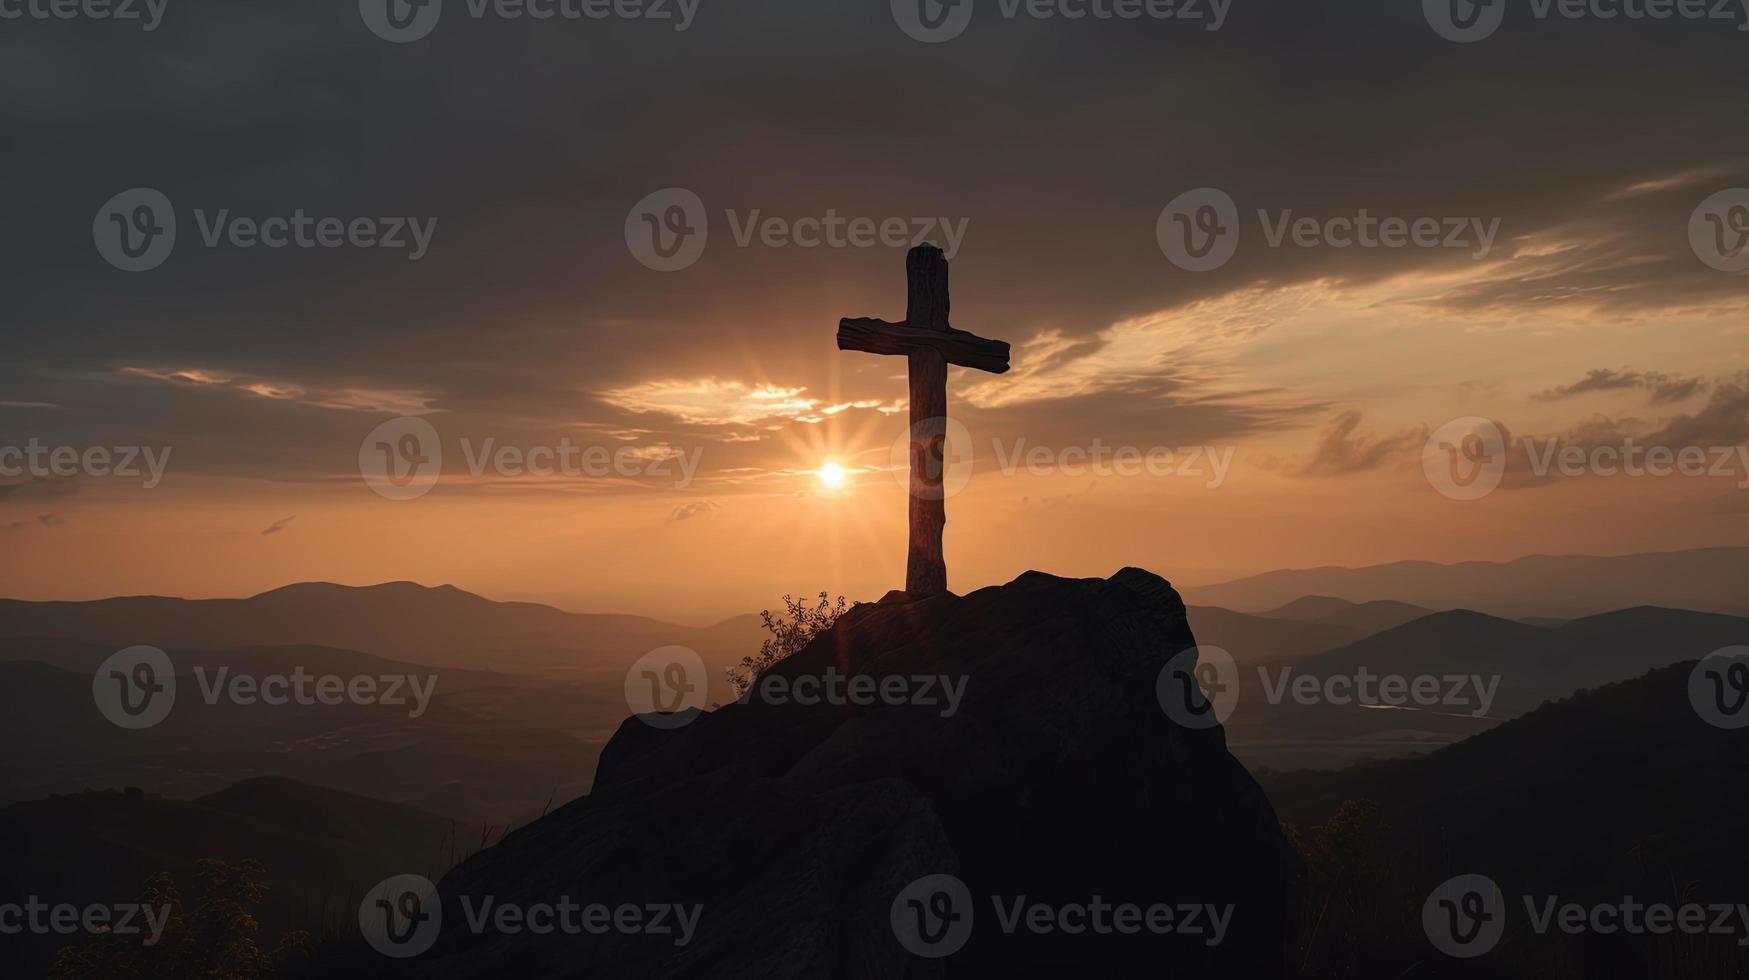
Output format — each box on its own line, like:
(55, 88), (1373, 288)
(3, 1), (1747, 621)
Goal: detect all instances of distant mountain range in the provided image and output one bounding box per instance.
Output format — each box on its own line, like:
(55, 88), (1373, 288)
(1216, 603), (1749, 771)
(2, 563), (1741, 832)
(1183, 547), (1749, 619)
(0, 581), (764, 676)
(1258, 596), (1433, 632)
(0, 638), (624, 823)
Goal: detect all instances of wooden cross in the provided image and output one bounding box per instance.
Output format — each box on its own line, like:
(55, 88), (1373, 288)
(837, 244), (1011, 597)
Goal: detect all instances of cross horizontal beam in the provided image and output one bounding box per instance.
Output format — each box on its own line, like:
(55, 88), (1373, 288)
(836, 317), (1012, 375)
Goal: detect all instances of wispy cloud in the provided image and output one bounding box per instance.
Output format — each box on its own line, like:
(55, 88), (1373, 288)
(120, 367), (435, 415)
(1283, 410), (1427, 477)
(1533, 368), (1707, 404)
(1602, 165), (1736, 201)
(599, 378), (820, 426)
(669, 500), (721, 521)
(960, 283), (1327, 410)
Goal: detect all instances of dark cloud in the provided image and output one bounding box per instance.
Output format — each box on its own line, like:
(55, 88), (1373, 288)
(669, 500), (720, 522)
(0, 476), (80, 502)
(1497, 373), (1749, 488)
(1533, 368), (1708, 404)
(3, 1), (1747, 485)
(261, 515), (296, 536)
(1287, 411), (1427, 477)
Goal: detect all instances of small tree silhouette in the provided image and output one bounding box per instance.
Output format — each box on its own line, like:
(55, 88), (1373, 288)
(49, 858), (309, 980)
(726, 592), (848, 697)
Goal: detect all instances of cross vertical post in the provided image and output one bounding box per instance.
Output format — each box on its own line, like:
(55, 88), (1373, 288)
(905, 246), (951, 596)
(836, 245), (1011, 597)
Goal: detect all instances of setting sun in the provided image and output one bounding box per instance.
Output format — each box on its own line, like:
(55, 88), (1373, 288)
(817, 461), (847, 489)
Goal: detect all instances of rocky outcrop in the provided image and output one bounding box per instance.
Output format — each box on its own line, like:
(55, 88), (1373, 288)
(400, 568), (1295, 978)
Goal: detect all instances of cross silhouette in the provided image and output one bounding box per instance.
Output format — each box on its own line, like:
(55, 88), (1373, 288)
(837, 245), (1011, 596)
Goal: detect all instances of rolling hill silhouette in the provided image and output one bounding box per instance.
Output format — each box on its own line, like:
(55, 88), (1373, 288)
(0, 582), (762, 676)
(1261, 661), (1749, 978)
(0, 640), (626, 822)
(1259, 596), (1434, 632)
(1184, 604), (1365, 660)
(0, 777), (474, 977)
(1184, 547), (1749, 619)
